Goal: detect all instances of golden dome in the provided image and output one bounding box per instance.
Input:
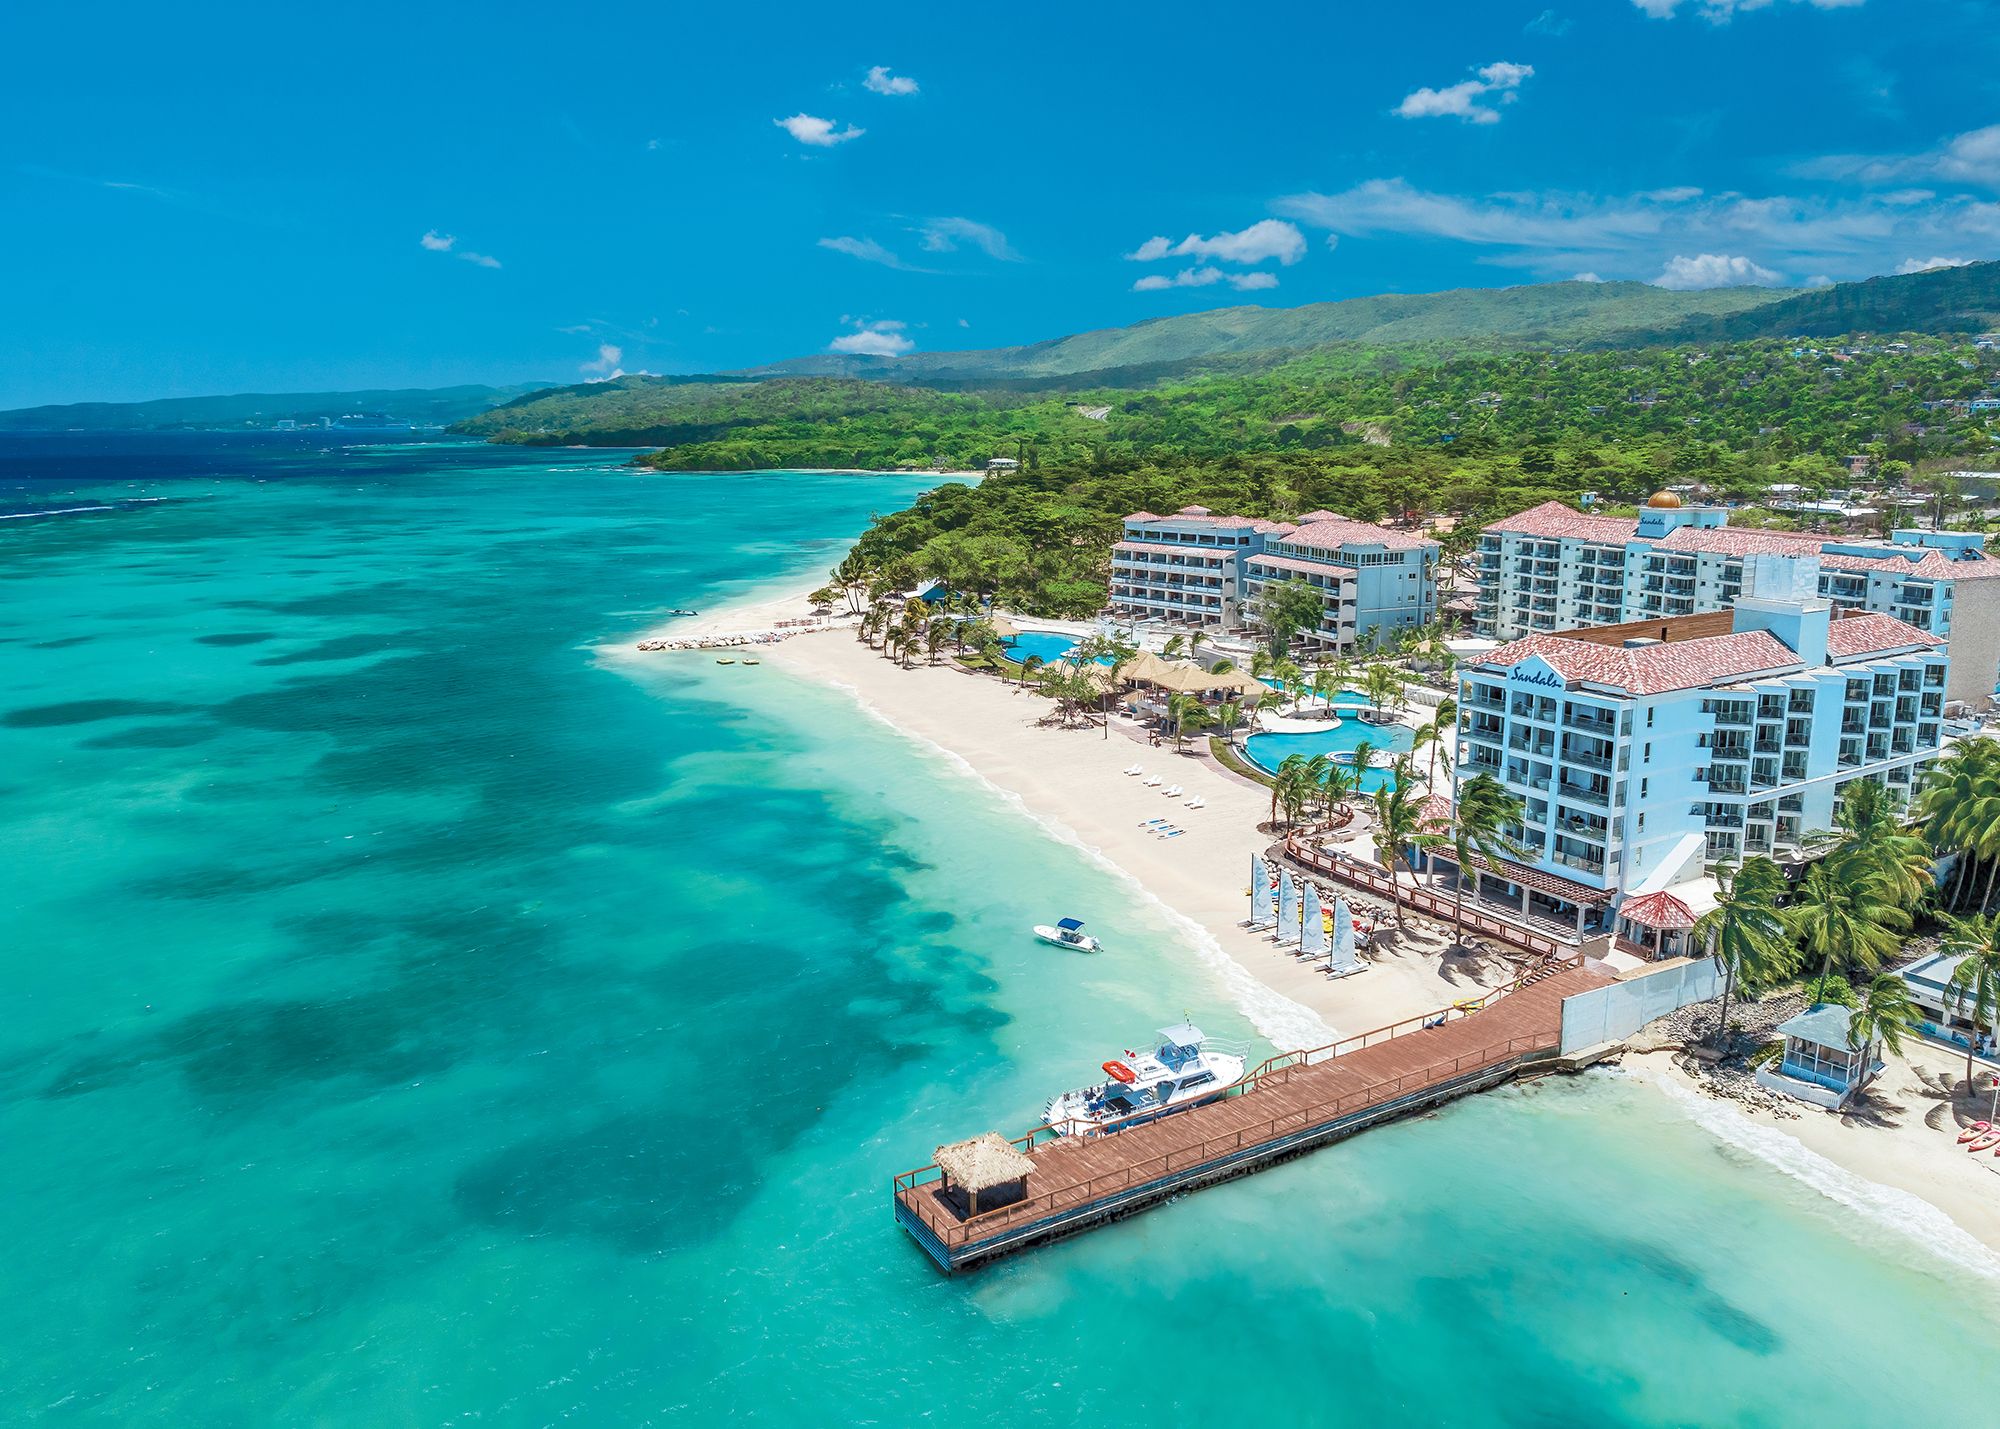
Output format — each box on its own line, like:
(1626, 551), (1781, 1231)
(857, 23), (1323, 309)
(1646, 490), (1683, 509)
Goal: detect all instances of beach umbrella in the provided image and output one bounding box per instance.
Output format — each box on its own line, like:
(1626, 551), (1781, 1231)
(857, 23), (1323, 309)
(1300, 882), (1326, 959)
(1277, 871), (1298, 945)
(1250, 855), (1273, 927)
(1329, 897), (1359, 975)
(988, 614), (1021, 639)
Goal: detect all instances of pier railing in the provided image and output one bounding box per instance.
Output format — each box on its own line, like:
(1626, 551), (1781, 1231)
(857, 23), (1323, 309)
(893, 1029), (1560, 1250)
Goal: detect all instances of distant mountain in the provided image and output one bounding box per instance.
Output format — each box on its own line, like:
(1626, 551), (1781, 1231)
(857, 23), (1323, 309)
(1613, 260), (2000, 346)
(0, 383), (552, 432)
(735, 280), (1797, 383)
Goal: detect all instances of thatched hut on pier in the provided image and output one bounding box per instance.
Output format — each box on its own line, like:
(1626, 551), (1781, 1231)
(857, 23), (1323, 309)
(933, 1132), (1034, 1218)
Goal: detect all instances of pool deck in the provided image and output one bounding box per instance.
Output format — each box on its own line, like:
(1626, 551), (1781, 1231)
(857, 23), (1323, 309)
(894, 959), (1612, 1273)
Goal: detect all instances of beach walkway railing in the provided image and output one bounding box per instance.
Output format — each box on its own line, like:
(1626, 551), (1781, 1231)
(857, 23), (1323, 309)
(1281, 831), (1580, 962)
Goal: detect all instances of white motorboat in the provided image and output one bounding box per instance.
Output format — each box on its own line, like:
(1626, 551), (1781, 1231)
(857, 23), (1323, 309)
(1033, 917), (1102, 952)
(1042, 1023), (1249, 1135)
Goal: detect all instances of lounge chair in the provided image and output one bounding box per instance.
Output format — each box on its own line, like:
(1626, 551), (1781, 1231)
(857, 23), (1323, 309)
(1162, 785), (1183, 798)
(1142, 775), (1163, 787)
(1159, 828), (1184, 839)
(1138, 817), (1169, 828)
(1124, 764), (1144, 776)
(1183, 796), (1205, 810)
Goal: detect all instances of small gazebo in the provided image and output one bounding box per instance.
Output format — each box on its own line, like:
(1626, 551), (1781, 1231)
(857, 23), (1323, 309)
(1754, 1004), (1883, 1110)
(1617, 891), (1698, 960)
(933, 1132), (1035, 1219)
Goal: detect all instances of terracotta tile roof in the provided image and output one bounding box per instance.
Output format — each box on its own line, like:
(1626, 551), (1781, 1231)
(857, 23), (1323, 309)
(1819, 547), (2000, 581)
(1650, 526), (1825, 558)
(1485, 500), (1639, 543)
(1281, 516), (1437, 552)
(1415, 793), (1455, 833)
(1433, 844), (1616, 904)
(1245, 552), (1355, 580)
(1823, 611), (1943, 660)
(1113, 540), (1230, 559)
(1475, 629), (1802, 695)
(1123, 509), (1295, 535)
(1621, 890), (1697, 932)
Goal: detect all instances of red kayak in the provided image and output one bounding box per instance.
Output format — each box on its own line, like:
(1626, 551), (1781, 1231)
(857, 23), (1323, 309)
(1101, 1060), (1137, 1084)
(1958, 1121), (1990, 1144)
(1969, 1132), (2000, 1153)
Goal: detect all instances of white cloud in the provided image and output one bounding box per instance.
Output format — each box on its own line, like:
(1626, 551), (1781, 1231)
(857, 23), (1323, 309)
(1805, 274), (1834, 287)
(580, 343), (624, 378)
(919, 217), (1022, 261)
(1811, 125), (2000, 193)
(1527, 9), (1573, 35)
(1132, 265), (1281, 293)
(1396, 61), (1534, 125)
(863, 65), (919, 96)
(1125, 219), (1306, 268)
(818, 236), (916, 269)
(1573, 271), (1604, 282)
(420, 229), (500, 268)
(1654, 253), (1783, 289)
(1896, 255), (1973, 274)
(829, 319), (914, 356)
(1277, 175), (2000, 285)
(775, 113), (864, 147)
(1632, 0), (1868, 20)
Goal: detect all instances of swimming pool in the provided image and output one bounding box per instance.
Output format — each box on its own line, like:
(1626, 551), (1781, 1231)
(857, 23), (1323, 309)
(1003, 632), (1123, 667)
(1241, 718), (1414, 791)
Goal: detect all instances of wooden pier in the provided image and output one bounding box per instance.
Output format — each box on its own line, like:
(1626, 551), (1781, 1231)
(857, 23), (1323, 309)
(894, 958), (1612, 1273)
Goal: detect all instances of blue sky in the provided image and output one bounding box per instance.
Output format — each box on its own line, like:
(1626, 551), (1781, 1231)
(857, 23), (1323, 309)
(3, 0), (1998, 406)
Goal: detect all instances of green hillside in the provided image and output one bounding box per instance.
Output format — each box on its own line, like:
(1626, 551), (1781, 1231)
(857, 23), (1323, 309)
(1624, 260), (2000, 346)
(741, 280), (1794, 382)
(0, 383), (550, 432)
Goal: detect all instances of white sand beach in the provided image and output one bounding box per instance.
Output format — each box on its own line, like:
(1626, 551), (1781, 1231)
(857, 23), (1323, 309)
(764, 630), (1513, 1043)
(1631, 1045), (2000, 1264)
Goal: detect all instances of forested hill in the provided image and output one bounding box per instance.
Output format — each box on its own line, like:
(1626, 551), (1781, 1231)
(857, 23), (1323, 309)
(0, 383), (551, 432)
(1620, 260), (2000, 346)
(738, 280), (1792, 382)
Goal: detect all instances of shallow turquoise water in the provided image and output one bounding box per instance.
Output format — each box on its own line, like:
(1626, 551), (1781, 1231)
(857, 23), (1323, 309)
(5, 436), (2000, 1425)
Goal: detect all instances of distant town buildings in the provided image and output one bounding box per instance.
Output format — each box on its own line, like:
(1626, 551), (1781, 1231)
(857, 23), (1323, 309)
(1107, 506), (1437, 649)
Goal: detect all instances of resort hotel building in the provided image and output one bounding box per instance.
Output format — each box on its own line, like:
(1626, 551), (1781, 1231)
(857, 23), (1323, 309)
(1473, 493), (2000, 706)
(1109, 506), (1438, 651)
(1448, 551), (1949, 954)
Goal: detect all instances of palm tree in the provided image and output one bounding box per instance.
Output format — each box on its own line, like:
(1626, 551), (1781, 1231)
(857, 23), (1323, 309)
(1270, 752), (1304, 829)
(1942, 914), (2000, 1089)
(1371, 758), (1443, 930)
(1300, 753), (1334, 819)
(1162, 633), (1189, 662)
(1273, 659), (1303, 703)
(1250, 648), (1275, 684)
(1347, 739), (1377, 796)
(1446, 772), (1530, 949)
(923, 617), (950, 665)
(1411, 695), (1457, 785)
(1364, 661), (1400, 714)
(1212, 700), (1243, 743)
(1691, 856), (1792, 1054)
(1330, 652), (1355, 690)
(1309, 667), (1338, 712)
(1018, 652), (1044, 688)
(1846, 973), (1922, 1102)
(1787, 861), (1908, 1006)
(1917, 741), (2000, 911)
(1166, 693), (1208, 753)
(1813, 779), (1932, 912)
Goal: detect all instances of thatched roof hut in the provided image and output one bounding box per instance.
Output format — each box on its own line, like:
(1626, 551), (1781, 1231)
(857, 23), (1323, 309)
(934, 1132), (1035, 1216)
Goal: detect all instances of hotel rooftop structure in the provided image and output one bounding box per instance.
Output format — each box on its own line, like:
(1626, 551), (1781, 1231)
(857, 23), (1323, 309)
(1450, 552), (1948, 951)
(1109, 506), (1437, 651)
(1474, 494), (2000, 705)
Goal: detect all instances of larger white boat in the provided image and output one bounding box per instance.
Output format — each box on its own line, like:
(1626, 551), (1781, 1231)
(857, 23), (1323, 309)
(1041, 1023), (1249, 1135)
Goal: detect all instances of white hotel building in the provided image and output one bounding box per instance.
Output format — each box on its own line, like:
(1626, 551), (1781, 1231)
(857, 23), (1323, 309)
(1475, 494), (2000, 705)
(1109, 506), (1437, 650)
(1449, 553), (1948, 952)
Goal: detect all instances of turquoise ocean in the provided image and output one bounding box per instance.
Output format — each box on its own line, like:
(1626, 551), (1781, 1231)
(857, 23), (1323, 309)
(4, 434), (1999, 1425)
